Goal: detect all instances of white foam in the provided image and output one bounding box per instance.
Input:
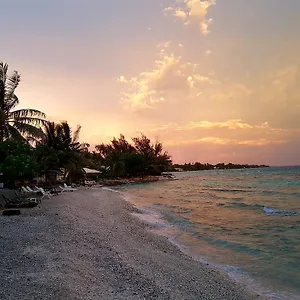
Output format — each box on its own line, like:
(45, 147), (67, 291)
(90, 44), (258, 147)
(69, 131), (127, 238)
(263, 206), (300, 216)
(131, 211), (167, 228)
(102, 186), (170, 229)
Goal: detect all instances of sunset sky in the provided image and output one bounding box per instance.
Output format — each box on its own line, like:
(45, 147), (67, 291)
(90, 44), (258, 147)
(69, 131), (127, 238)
(1, 0), (300, 165)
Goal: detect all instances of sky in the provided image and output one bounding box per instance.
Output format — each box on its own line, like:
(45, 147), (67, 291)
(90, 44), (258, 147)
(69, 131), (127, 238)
(1, 0), (300, 165)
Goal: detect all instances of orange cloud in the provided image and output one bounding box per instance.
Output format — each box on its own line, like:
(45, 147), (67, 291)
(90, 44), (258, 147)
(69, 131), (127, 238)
(119, 45), (211, 111)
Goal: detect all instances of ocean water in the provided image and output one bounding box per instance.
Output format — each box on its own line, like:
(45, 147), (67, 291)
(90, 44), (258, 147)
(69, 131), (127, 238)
(115, 167), (300, 300)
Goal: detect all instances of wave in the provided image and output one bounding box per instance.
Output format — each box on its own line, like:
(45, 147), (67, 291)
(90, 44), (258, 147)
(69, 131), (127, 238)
(263, 207), (300, 216)
(131, 208), (168, 229)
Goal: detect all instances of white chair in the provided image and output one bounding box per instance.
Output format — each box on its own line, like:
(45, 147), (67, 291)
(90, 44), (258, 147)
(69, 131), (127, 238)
(26, 186), (40, 193)
(37, 187), (53, 200)
(21, 186), (30, 193)
(60, 183), (77, 192)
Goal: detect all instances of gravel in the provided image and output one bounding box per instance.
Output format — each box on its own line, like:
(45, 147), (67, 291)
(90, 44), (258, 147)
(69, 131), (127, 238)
(0, 188), (266, 300)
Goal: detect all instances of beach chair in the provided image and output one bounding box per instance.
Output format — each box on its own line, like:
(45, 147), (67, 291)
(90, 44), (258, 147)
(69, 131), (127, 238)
(21, 186), (30, 193)
(15, 190), (41, 204)
(2, 195), (38, 208)
(26, 186), (40, 193)
(37, 187), (53, 200)
(59, 183), (77, 192)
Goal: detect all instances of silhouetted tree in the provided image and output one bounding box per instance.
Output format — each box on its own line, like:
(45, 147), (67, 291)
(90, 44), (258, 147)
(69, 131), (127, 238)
(0, 62), (45, 142)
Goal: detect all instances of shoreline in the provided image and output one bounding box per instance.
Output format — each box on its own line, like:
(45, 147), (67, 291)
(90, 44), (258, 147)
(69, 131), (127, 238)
(0, 188), (265, 300)
(106, 187), (277, 300)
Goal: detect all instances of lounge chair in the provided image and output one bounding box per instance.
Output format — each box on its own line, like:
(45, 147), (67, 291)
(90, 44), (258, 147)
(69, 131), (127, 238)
(37, 187), (53, 200)
(59, 183), (77, 192)
(2, 195), (38, 208)
(26, 186), (40, 193)
(21, 186), (30, 193)
(15, 190), (42, 204)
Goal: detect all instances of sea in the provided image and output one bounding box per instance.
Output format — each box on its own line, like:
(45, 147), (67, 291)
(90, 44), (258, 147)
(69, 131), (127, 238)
(112, 166), (300, 300)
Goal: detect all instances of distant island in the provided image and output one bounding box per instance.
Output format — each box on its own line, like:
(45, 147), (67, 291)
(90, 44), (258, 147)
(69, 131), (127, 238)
(171, 162), (269, 172)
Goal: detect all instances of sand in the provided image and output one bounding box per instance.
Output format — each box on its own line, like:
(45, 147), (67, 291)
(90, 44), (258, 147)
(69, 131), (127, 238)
(0, 188), (266, 300)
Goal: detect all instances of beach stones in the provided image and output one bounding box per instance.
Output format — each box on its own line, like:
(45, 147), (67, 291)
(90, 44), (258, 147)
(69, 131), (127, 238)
(2, 209), (21, 216)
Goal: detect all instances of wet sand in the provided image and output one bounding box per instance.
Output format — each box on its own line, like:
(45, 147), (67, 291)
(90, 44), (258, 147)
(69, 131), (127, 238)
(0, 188), (265, 300)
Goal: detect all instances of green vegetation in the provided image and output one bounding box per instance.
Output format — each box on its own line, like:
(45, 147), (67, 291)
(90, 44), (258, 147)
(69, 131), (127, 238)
(0, 141), (37, 188)
(0, 62), (172, 187)
(94, 134), (172, 177)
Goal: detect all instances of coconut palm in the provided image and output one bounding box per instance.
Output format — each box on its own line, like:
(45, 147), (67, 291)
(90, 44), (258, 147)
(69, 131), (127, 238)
(0, 62), (46, 142)
(36, 121), (85, 182)
(42, 121), (82, 152)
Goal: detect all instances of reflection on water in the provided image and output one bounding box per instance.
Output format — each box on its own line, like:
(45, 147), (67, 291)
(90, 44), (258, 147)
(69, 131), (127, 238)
(116, 167), (300, 300)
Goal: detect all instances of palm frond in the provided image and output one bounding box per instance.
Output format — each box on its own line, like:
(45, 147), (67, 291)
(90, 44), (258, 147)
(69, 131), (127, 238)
(72, 125), (81, 143)
(0, 124), (10, 141)
(0, 62), (9, 109)
(5, 70), (20, 94)
(60, 122), (72, 146)
(13, 121), (45, 139)
(4, 70), (20, 109)
(9, 116), (46, 126)
(5, 94), (19, 111)
(7, 124), (25, 141)
(43, 121), (57, 145)
(0, 63), (8, 88)
(9, 109), (46, 120)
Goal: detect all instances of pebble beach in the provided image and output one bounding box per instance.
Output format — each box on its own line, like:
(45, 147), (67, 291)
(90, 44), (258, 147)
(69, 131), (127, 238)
(0, 188), (266, 300)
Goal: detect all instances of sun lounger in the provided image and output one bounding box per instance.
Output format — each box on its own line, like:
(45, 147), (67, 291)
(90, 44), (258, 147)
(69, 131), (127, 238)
(2, 195), (38, 208)
(26, 186), (40, 193)
(13, 191), (38, 203)
(37, 187), (53, 200)
(21, 186), (30, 193)
(59, 183), (77, 192)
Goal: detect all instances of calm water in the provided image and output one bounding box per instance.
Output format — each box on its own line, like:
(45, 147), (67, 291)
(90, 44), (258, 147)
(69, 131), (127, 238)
(115, 167), (300, 300)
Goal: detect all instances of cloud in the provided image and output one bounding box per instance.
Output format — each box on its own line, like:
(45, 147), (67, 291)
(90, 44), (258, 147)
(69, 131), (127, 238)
(145, 119), (298, 151)
(119, 44), (212, 111)
(164, 0), (216, 35)
(165, 137), (287, 147)
(148, 119), (272, 133)
(118, 75), (127, 83)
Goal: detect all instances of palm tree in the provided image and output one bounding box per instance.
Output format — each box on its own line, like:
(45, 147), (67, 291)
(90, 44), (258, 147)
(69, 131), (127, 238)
(37, 121), (84, 182)
(0, 62), (46, 142)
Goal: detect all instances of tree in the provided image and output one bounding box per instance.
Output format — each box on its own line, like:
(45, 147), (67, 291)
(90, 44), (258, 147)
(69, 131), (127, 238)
(132, 134), (172, 175)
(0, 62), (46, 142)
(0, 140), (38, 188)
(95, 134), (172, 177)
(95, 134), (136, 176)
(36, 121), (85, 182)
(121, 152), (146, 177)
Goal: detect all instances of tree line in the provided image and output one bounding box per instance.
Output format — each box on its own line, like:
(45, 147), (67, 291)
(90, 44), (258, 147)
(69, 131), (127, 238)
(172, 162), (269, 172)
